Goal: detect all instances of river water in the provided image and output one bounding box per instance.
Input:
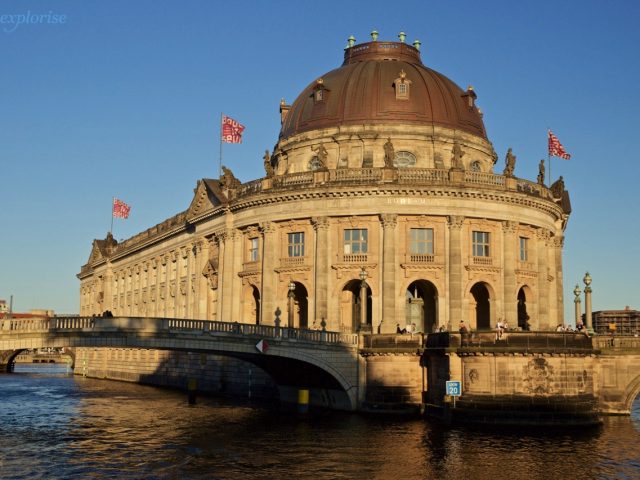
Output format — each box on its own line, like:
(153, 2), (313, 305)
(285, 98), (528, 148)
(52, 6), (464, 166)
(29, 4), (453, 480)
(1, 365), (638, 480)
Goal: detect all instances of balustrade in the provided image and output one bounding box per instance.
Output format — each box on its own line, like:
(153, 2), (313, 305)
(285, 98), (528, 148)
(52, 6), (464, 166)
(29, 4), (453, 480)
(472, 256), (493, 266)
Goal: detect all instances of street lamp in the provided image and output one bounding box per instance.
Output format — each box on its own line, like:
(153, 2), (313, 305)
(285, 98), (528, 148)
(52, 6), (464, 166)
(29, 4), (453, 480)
(573, 284), (582, 327)
(359, 269), (369, 332)
(288, 281), (296, 329)
(583, 272), (593, 333)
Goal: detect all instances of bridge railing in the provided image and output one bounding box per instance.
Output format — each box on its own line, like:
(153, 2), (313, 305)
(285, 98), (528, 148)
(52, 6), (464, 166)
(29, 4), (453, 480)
(425, 331), (595, 351)
(592, 335), (640, 350)
(0, 316), (357, 346)
(167, 319), (358, 346)
(362, 334), (424, 351)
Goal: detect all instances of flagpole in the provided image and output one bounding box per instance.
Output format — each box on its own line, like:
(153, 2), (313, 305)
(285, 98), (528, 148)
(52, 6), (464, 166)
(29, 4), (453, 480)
(219, 112), (223, 178)
(110, 197), (114, 235)
(547, 129), (552, 186)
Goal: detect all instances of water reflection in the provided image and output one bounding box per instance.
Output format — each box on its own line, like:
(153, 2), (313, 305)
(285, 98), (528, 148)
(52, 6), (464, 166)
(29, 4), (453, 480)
(1, 365), (638, 479)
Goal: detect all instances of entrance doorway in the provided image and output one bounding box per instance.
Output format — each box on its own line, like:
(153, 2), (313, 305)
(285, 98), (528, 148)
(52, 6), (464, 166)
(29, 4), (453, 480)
(291, 282), (308, 329)
(406, 280), (438, 333)
(471, 283), (491, 330)
(517, 287), (530, 330)
(341, 280), (372, 332)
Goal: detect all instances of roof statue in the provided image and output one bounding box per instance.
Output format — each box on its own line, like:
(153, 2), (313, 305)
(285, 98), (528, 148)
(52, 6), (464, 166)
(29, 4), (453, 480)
(220, 165), (241, 190)
(311, 144), (328, 169)
(383, 138), (395, 168)
(263, 150), (275, 178)
(503, 148), (516, 177)
(451, 141), (465, 170)
(537, 159), (545, 185)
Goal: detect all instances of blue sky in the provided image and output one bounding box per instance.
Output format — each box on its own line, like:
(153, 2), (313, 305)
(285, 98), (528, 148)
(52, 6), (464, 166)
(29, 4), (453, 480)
(1, 0), (638, 319)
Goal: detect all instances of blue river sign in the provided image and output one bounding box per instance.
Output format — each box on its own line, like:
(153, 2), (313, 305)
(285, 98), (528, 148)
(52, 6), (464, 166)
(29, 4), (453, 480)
(445, 380), (461, 397)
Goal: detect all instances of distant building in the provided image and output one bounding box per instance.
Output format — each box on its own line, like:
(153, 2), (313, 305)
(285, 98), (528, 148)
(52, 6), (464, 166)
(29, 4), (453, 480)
(591, 307), (640, 335)
(0, 300), (7, 314)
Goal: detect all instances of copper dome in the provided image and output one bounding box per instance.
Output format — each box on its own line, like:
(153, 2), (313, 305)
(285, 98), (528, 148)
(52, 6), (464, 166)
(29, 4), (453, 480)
(280, 41), (487, 140)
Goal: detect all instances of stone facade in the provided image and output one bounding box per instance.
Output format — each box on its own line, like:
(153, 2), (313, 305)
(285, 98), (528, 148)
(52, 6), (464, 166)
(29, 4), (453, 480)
(78, 38), (570, 337)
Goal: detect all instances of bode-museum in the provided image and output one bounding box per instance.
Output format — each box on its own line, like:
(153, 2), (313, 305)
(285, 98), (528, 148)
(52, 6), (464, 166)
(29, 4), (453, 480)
(79, 35), (571, 337)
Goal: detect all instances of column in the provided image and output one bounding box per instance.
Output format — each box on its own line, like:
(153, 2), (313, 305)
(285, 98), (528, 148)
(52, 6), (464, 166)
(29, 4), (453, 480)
(553, 235), (565, 326)
(260, 222), (278, 325)
(447, 215), (465, 329)
(573, 285), (582, 326)
(195, 239), (209, 319)
(536, 229), (550, 330)
(230, 230), (244, 322)
(218, 230), (232, 321)
(312, 217), (330, 328)
(380, 214), (397, 333)
(501, 221), (517, 326)
(584, 272), (593, 332)
(103, 264), (113, 313)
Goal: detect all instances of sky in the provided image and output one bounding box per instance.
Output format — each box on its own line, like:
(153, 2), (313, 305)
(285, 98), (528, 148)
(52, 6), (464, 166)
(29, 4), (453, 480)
(1, 0), (639, 320)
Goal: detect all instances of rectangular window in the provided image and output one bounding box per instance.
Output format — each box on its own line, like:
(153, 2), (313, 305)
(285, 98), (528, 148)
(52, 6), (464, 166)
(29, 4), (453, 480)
(519, 237), (529, 262)
(472, 231), (490, 257)
(288, 232), (305, 257)
(249, 238), (259, 262)
(410, 228), (434, 254)
(343, 229), (368, 255)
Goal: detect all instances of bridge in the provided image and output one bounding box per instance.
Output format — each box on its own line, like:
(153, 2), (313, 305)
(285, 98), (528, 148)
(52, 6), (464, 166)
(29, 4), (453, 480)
(2, 317), (639, 424)
(0, 316), (361, 410)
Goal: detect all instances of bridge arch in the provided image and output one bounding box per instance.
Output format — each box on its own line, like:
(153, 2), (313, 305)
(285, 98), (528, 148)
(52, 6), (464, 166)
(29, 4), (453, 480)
(621, 373), (640, 412)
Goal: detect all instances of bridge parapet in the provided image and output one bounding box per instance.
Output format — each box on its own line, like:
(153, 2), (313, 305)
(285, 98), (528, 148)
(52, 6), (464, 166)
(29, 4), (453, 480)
(0, 316), (358, 346)
(425, 331), (595, 353)
(592, 335), (640, 351)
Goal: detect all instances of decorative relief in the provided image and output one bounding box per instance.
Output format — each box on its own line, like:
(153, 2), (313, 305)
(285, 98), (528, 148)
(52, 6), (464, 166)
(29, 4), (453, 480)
(447, 215), (465, 229)
(380, 214), (398, 229)
(535, 228), (551, 241)
(169, 281), (176, 298)
(501, 220), (518, 234)
(522, 357), (554, 395)
(202, 260), (218, 290)
(245, 225), (260, 238)
(260, 221), (277, 234)
(179, 278), (187, 296)
(312, 216), (330, 231)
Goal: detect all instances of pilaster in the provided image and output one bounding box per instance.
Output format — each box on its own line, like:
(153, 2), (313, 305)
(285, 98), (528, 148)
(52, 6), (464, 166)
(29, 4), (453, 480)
(312, 217), (330, 328)
(536, 228), (551, 330)
(447, 215), (465, 329)
(260, 221), (278, 324)
(380, 214), (397, 333)
(502, 221), (517, 325)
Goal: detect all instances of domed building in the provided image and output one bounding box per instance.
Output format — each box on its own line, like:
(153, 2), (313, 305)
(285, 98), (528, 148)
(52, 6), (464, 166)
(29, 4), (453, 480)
(79, 34), (571, 336)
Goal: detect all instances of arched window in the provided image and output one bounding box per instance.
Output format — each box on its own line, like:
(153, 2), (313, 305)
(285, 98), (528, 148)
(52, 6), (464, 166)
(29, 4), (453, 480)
(394, 151), (416, 168)
(470, 161), (482, 172)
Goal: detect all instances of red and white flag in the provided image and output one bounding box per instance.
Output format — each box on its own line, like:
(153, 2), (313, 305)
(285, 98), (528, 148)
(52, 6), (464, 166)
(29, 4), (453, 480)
(112, 198), (131, 219)
(221, 115), (245, 143)
(548, 130), (571, 160)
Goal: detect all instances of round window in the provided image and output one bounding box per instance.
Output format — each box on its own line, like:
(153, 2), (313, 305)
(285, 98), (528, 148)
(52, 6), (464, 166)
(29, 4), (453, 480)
(309, 157), (323, 171)
(394, 151), (416, 168)
(470, 161), (482, 172)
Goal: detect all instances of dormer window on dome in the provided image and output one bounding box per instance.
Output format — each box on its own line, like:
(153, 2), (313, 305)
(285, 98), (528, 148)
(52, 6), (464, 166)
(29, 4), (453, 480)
(462, 85), (477, 109)
(394, 70), (412, 100)
(313, 78), (329, 103)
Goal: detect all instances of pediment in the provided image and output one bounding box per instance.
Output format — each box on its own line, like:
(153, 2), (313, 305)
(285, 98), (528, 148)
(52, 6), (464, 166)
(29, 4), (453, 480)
(186, 179), (227, 223)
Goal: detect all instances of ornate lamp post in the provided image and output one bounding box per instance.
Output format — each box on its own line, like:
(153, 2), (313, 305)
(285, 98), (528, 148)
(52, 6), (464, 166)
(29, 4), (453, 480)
(359, 268), (369, 332)
(583, 272), (593, 333)
(288, 281), (296, 329)
(573, 284), (582, 327)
